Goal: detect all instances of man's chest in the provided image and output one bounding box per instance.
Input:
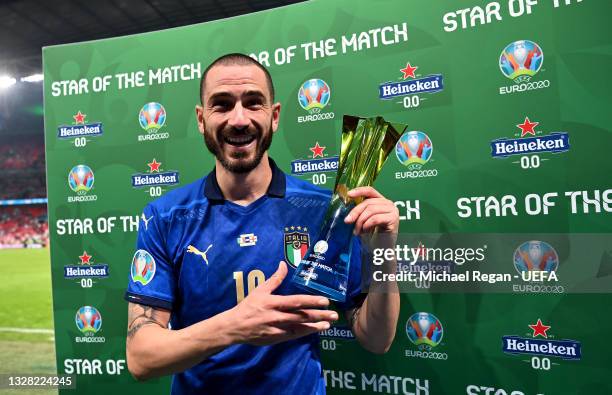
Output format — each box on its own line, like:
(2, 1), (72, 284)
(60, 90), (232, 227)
(172, 204), (325, 321)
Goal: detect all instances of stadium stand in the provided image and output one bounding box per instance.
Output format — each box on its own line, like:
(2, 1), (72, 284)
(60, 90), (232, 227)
(0, 171), (47, 200)
(0, 136), (48, 248)
(0, 205), (48, 248)
(0, 141), (45, 170)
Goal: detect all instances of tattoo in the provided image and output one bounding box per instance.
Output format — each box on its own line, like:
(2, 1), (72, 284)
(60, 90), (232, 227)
(127, 304), (168, 340)
(127, 320), (159, 339)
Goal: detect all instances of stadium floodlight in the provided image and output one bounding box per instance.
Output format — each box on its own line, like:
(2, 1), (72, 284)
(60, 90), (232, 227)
(0, 75), (17, 89)
(21, 73), (44, 82)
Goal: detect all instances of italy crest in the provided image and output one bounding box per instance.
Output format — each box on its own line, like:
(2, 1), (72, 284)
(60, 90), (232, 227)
(284, 226), (310, 268)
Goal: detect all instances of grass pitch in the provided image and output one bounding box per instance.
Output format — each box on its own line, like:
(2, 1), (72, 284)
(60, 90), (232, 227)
(0, 248), (56, 395)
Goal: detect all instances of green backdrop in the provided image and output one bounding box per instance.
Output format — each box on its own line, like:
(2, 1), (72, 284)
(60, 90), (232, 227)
(43, 0), (612, 394)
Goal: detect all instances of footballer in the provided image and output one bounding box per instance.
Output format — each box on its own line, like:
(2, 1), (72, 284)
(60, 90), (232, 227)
(125, 53), (400, 394)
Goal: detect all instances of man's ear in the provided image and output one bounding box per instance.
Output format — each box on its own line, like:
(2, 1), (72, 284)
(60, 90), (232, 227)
(271, 102), (281, 133)
(195, 105), (206, 135)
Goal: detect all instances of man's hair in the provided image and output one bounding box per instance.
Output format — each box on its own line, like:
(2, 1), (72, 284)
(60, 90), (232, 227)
(199, 53), (275, 104)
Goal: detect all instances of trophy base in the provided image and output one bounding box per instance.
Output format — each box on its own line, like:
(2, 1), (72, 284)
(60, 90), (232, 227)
(292, 273), (347, 302)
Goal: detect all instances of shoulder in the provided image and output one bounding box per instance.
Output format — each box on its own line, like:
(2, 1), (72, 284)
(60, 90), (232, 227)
(144, 177), (208, 218)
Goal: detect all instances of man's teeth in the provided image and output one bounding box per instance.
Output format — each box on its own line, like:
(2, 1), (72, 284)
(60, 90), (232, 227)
(225, 135), (255, 145)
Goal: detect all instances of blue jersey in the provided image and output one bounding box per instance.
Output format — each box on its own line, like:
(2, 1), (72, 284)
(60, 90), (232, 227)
(125, 158), (365, 395)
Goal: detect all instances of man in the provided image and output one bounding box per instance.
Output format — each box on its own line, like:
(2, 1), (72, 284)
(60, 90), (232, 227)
(125, 53), (400, 394)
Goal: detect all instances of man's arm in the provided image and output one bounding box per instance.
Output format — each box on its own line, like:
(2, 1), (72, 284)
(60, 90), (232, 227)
(126, 261), (338, 380)
(345, 290), (400, 354)
(126, 302), (235, 380)
(343, 186), (401, 354)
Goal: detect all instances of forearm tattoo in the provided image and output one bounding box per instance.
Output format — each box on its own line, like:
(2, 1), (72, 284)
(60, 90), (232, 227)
(127, 304), (167, 340)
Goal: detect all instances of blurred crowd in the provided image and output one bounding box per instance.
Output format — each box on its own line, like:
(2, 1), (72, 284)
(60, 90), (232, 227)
(0, 142), (45, 171)
(0, 206), (48, 248)
(0, 172), (47, 200)
(0, 137), (48, 248)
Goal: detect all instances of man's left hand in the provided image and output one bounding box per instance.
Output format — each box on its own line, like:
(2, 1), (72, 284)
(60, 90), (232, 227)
(343, 186), (399, 235)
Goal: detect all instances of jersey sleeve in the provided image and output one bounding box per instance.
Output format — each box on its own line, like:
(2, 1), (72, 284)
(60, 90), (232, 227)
(335, 235), (367, 311)
(124, 204), (175, 310)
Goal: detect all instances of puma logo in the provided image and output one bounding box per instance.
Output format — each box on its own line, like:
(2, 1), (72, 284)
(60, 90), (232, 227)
(187, 244), (213, 265)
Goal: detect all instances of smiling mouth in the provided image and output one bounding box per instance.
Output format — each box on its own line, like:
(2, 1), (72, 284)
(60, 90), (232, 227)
(223, 134), (256, 147)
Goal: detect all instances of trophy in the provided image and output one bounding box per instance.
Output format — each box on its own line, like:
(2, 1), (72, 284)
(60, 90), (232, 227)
(291, 115), (406, 301)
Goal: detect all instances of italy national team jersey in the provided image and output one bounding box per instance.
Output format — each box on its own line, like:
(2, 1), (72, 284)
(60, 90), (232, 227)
(125, 158), (365, 395)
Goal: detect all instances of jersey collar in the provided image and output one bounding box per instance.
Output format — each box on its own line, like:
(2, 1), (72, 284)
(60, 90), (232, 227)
(204, 157), (286, 201)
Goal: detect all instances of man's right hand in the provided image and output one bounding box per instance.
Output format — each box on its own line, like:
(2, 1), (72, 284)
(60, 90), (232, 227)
(126, 261), (336, 380)
(226, 261), (338, 346)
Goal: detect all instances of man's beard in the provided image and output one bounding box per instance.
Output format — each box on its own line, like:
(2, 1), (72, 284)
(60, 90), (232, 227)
(204, 124), (273, 174)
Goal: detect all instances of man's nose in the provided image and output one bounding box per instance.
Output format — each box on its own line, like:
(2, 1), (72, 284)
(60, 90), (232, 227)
(227, 103), (249, 130)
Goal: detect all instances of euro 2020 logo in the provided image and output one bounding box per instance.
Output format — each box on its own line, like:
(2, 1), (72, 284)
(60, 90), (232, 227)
(396, 131), (433, 170)
(499, 40), (543, 84)
(406, 312), (443, 350)
(513, 240), (559, 273)
(139, 102), (166, 132)
(298, 79), (330, 113)
(75, 306), (102, 335)
(68, 165), (94, 194)
(131, 249), (156, 286)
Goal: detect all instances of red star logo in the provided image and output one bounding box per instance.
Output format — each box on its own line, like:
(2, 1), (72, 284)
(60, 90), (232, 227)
(73, 111), (86, 124)
(400, 62), (418, 79)
(79, 251), (92, 264)
(147, 159), (161, 172)
(310, 142), (326, 158)
(529, 319), (551, 338)
(517, 117), (539, 137)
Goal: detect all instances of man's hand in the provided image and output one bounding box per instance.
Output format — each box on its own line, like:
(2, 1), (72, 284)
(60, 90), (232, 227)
(227, 261), (338, 346)
(343, 186), (399, 235)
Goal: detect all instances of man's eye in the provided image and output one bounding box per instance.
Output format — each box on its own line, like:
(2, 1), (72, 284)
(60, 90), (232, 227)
(212, 102), (231, 110)
(246, 100), (263, 109)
